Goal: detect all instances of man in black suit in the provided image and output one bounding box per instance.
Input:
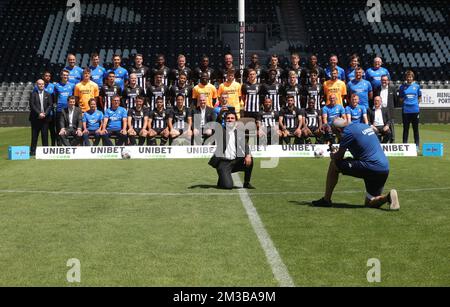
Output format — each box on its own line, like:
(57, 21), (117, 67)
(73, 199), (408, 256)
(368, 96), (392, 143)
(209, 111), (254, 189)
(191, 94), (216, 145)
(373, 75), (397, 142)
(58, 96), (83, 146)
(29, 79), (53, 156)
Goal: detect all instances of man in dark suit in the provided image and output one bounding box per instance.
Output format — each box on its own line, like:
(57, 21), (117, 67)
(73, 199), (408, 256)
(368, 96), (392, 143)
(29, 79), (53, 156)
(58, 96), (83, 146)
(373, 75), (397, 142)
(191, 94), (216, 145)
(209, 111), (254, 189)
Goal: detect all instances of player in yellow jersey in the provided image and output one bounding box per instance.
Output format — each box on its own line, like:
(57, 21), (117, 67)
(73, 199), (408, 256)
(192, 72), (218, 108)
(74, 68), (100, 112)
(218, 69), (242, 118)
(323, 68), (347, 106)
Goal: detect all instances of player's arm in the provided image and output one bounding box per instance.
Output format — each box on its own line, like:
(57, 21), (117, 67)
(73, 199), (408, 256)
(331, 145), (346, 161)
(167, 112), (174, 131)
(102, 116), (109, 134)
(127, 115), (134, 135)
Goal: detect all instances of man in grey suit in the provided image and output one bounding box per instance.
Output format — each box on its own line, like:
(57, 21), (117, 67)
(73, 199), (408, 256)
(58, 96), (83, 146)
(29, 79), (53, 156)
(208, 111), (254, 189)
(373, 75), (397, 142)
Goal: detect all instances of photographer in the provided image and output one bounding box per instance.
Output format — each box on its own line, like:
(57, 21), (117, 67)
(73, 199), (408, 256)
(312, 118), (399, 210)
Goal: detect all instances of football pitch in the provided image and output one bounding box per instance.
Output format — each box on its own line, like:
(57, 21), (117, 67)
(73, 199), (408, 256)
(0, 125), (449, 286)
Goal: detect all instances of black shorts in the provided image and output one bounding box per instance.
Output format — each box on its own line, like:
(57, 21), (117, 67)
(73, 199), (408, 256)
(244, 111), (259, 119)
(336, 158), (389, 198)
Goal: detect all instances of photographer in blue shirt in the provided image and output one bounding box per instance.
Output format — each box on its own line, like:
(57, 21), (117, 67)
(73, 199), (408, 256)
(312, 118), (399, 210)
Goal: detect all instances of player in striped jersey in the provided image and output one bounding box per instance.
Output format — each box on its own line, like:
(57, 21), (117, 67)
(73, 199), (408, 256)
(150, 54), (171, 86)
(169, 72), (193, 109)
(282, 71), (302, 109)
(122, 73), (145, 110)
(279, 95), (304, 144)
(285, 53), (304, 85)
(257, 97), (282, 145)
(261, 69), (282, 112)
(99, 72), (122, 112)
(194, 56), (215, 85)
(168, 94), (192, 145)
(147, 97), (169, 146)
(264, 54), (284, 84)
(170, 54), (193, 86)
(127, 96), (148, 146)
(217, 53), (240, 84)
(242, 69), (263, 119)
(300, 69), (324, 110)
(301, 54), (326, 85)
(129, 54), (149, 94)
(146, 71), (170, 110)
(244, 53), (264, 83)
(302, 97), (323, 144)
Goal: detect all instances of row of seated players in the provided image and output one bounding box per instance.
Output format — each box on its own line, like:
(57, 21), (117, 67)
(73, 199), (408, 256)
(58, 90), (393, 147)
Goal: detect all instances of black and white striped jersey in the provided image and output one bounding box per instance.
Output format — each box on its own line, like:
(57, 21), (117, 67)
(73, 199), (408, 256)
(100, 84), (122, 112)
(169, 107), (189, 130)
(193, 67), (215, 84)
(301, 83), (324, 110)
(128, 107), (147, 130)
(149, 109), (168, 130)
(304, 108), (321, 130)
(129, 65), (149, 94)
(169, 83), (193, 109)
(123, 85), (144, 110)
(261, 83), (282, 112)
(170, 67), (193, 85)
(280, 106), (302, 130)
(242, 82), (263, 113)
(257, 110), (279, 128)
(146, 83), (170, 110)
(244, 66), (264, 83)
(151, 66), (171, 86)
(282, 83), (302, 109)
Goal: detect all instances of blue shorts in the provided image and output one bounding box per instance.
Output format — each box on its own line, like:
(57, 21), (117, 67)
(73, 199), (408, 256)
(335, 158), (389, 198)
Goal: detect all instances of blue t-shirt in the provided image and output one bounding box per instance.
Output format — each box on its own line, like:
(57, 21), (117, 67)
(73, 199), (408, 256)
(340, 123), (389, 173)
(33, 83), (55, 95)
(54, 82), (75, 112)
(322, 104), (345, 125)
(365, 67), (390, 91)
(107, 67), (129, 91)
(89, 65), (107, 88)
(345, 68), (365, 83)
(65, 66), (84, 85)
(325, 65), (346, 81)
(347, 79), (373, 109)
(399, 83), (421, 114)
(83, 110), (104, 131)
(345, 105), (367, 123)
(105, 106), (127, 131)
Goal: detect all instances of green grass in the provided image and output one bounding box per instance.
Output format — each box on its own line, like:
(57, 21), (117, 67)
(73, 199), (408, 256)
(0, 125), (449, 286)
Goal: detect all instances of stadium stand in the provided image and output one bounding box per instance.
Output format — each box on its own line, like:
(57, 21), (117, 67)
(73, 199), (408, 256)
(297, 0), (449, 82)
(0, 0), (448, 113)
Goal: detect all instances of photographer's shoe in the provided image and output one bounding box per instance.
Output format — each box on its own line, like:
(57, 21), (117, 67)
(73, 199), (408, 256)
(311, 197), (332, 207)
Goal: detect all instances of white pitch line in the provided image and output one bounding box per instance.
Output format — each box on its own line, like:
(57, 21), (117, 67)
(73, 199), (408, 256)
(0, 186), (449, 197)
(231, 173), (295, 287)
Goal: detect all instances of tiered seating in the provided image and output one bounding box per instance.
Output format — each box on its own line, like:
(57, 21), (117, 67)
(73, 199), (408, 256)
(298, 0), (449, 81)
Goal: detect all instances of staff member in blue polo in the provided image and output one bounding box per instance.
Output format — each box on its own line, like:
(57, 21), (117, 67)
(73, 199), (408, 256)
(312, 118), (400, 210)
(101, 95), (128, 146)
(399, 70), (421, 148)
